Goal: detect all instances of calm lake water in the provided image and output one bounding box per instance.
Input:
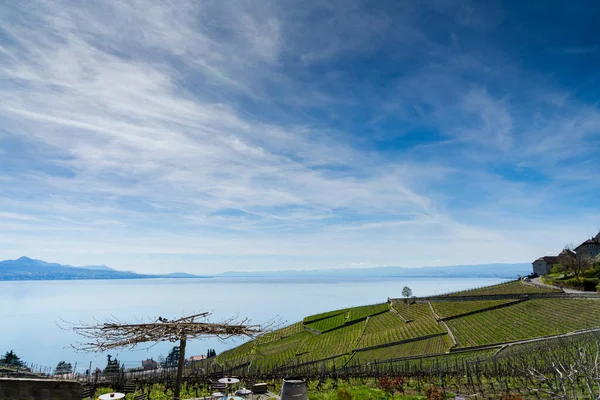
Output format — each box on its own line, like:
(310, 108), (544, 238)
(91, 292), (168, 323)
(0, 276), (504, 372)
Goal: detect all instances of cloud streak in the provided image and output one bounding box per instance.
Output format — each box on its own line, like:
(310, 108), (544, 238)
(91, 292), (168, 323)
(1, 0), (599, 272)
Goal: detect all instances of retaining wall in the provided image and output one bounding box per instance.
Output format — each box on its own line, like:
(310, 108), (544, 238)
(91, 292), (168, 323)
(0, 378), (83, 400)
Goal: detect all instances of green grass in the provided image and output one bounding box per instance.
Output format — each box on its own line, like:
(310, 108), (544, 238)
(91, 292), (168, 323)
(430, 299), (519, 319)
(307, 385), (426, 400)
(447, 298), (600, 347)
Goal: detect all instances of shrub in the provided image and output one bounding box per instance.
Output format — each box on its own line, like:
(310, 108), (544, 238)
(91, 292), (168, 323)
(336, 388), (353, 400)
(596, 283), (600, 293)
(583, 265), (600, 278)
(424, 386), (444, 400)
(378, 376), (405, 397)
(561, 277), (582, 289)
(500, 394), (523, 400)
(581, 278), (599, 291)
(550, 264), (566, 274)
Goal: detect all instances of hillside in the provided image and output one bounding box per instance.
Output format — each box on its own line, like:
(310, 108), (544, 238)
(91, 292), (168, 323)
(0, 257), (211, 280)
(214, 280), (600, 373)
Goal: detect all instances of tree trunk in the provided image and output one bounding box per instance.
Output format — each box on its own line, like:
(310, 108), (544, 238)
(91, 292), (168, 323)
(174, 337), (187, 400)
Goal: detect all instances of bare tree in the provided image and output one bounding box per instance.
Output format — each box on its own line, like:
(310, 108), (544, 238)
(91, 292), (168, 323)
(561, 248), (593, 278)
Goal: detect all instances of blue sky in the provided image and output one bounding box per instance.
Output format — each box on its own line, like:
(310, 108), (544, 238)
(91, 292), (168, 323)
(1, 1), (599, 274)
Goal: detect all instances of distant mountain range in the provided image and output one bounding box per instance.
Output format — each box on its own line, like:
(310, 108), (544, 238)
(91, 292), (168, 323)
(218, 263), (531, 279)
(0, 257), (208, 281)
(0, 257), (532, 281)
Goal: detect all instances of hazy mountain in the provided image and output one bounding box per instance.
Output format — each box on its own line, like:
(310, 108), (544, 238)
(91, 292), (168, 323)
(218, 263), (531, 279)
(0, 257), (210, 281)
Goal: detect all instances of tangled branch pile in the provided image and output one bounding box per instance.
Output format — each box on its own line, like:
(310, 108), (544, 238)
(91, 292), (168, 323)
(67, 312), (266, 352)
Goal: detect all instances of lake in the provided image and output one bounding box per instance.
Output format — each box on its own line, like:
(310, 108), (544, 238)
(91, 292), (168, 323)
(0, 276), (504, 372)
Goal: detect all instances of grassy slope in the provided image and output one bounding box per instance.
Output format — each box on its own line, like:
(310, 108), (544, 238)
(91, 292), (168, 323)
(215, 280), (600, 371)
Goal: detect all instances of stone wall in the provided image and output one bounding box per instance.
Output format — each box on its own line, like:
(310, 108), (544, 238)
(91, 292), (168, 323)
(0, 377), (83, 400)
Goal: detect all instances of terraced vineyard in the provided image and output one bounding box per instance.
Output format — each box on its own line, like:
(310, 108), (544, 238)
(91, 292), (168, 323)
(353, 334), (453, 363)
(296, 320), (367, 363)
(447, 298), (600, 347)
(303, 309), (347, 324)
(356, 309), (444, 350)
(444, 280), (562, 297)
(346, 303), (390, 323)
(306, 312), (347, 332)
(214, 280), (600, 373)
(391, 301), (436, 321)
(431, 299), (519, 319)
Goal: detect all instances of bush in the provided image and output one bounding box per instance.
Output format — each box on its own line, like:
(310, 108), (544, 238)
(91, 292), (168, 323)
(500, 394), (523, 400)
(582, 278), (600, 291)
(550, 264), (566, 274)
(378, 376), (405, 397)
(583, 265), (600, 278)
(424, 386), (444, 400)
(561, 277), (582, 289)
(336, 388), (353, 400)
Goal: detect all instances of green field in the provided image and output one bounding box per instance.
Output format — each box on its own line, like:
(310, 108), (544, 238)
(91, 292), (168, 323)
(215, 280), (600, 372)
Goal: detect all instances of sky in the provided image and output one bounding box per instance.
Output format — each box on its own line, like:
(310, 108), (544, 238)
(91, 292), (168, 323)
(1, 0), (600, 274)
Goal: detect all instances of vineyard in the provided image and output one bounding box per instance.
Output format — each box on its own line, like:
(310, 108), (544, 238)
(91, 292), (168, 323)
(430, 299), (519, 319)
(215, 280), (600, 374)
(352, 334), (454, 363)
(447, 298), (600, 347)
(443, 280), (562, 297)
(356, 309), (444, 350)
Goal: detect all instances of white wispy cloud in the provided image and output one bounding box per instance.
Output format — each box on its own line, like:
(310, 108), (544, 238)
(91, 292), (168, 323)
(0, 0), (599, 273)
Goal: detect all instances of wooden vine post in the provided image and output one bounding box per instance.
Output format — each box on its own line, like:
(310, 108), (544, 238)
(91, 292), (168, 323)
(174, 336), (186, 399)
(66, 312), (268, 400)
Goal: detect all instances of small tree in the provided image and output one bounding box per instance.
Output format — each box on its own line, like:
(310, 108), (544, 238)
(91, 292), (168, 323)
(401, 286), (413, 303)
(0, 350), (26, 368)
(561, 248), (593, 278)
(103, 354), (122, 376)
(54, 361), (73, 375)
(165, 345), (180, 367)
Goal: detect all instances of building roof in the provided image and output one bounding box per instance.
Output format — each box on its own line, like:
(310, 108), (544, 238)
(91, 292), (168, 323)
(535, 256), (560, 263)
(188, 355), (206, 361)
(558, 249), (576, 257)
(575, 234), (600, 250)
